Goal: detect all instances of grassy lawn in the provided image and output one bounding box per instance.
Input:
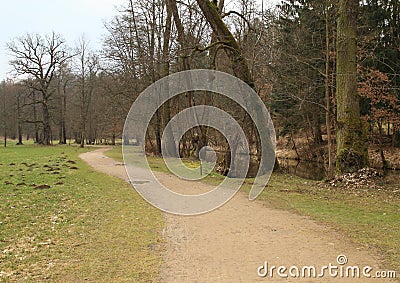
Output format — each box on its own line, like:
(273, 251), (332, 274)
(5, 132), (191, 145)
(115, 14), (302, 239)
(257, 175), (400, 273)
(0, 142), (163, 282)
(109, 146), (400, 272)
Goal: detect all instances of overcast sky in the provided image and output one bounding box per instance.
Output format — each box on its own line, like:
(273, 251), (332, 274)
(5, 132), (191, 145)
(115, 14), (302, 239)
(0, 0), (126, 80)
(0, 0), (279, 81)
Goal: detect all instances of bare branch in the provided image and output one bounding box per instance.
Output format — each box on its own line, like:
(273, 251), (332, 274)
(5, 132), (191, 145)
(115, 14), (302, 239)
(221, 10), (256, 32)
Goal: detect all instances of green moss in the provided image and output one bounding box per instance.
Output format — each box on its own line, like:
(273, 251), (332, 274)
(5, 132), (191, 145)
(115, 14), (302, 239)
(336, 116), (369, 173)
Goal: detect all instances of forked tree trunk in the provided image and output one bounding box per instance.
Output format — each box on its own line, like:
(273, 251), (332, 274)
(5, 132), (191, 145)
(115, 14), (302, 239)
(195, 0), (254, 87)
(336, 0), (369, 173)
(195, 0), (277, 175)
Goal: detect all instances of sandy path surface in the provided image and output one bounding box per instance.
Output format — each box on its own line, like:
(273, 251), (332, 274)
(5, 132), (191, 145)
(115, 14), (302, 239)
(80, 148), (390, 283)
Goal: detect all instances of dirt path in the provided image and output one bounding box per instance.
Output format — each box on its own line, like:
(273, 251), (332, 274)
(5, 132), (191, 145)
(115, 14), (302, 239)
(80, 148), (387, 282)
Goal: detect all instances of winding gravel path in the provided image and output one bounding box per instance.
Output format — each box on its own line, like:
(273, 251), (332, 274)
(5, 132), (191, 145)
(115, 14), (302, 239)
(80, 147), (386, 282)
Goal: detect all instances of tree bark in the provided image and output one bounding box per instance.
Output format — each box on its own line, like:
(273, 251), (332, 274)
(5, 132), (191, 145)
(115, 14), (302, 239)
(336, 0), (369, 173)
(161, 0), (178, 157)
(59, 78), (67, 144)
(324, 0), (332, 172)
(2, 82), (6, 148)
(170, 0), (203, 157)
(32, 91), (39, 144)
(16, 93), (23, 145)
(377, 120), (388, 169)
(42, 101), (51, 145)
(80, 47), (86, 149)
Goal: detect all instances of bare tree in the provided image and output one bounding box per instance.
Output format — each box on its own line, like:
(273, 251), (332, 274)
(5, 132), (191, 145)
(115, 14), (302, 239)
(16, 90), (24, 145)
(7, 32), (72, 145)
(1, 81), (6, 147)
(56, 63), (71, 144)
(74, 36), (98, 148)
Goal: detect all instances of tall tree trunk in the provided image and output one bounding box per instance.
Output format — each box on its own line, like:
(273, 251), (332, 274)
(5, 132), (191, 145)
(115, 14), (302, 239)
(377, 120), (388, 169)
(78, 38), (87, 149)
(112, 132), (116, 146)
(16, 94), (23, 145)
(324, 0), (332, 172)
(80, 86), (86, 149)
(17, 125), (23, 145)
(147, 0), (162, 155)
(59, 81), (67, 144)
(2, 84), (6, 148)
(3, 128), (6, 147)
(155, 111), (162, 155)
(161, 0), (177, 157)
(80, 125), (85, 148)
(336, 0), (369, 173)
(169, 0), (194, 110)
(170, 0), (202, 157)
(42, 101), (51, 145)
(32, 91), (39, 143)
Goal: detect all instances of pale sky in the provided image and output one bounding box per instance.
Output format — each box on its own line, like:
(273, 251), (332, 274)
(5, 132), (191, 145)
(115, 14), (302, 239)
(0, 0), (126, 80)
(0, 0), (279, 81)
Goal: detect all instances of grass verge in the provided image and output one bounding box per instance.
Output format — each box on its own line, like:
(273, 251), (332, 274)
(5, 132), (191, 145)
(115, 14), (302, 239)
(107, 146), (400, 272)
(255, 174), (400, 273)
(0, 142), (163, 282)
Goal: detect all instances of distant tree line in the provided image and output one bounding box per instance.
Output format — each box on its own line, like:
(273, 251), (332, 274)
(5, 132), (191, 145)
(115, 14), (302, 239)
(1, 33), (128, 147)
